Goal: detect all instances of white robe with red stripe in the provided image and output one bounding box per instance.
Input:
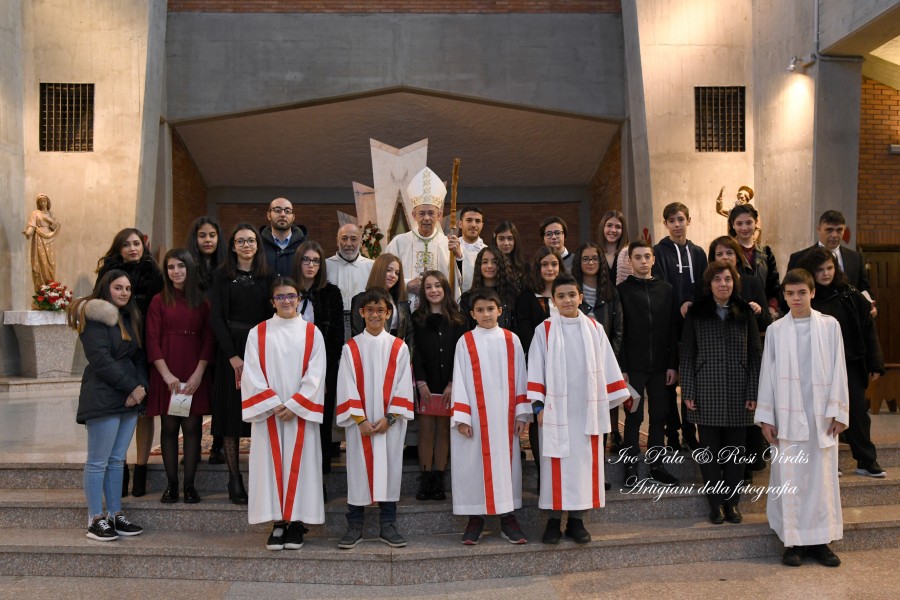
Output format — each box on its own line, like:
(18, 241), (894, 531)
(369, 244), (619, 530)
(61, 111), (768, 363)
(450, 326), (531, 515)
(336, 329), (415, 506)
(241, 315), (327, 525)
(527, 314), (629, 511)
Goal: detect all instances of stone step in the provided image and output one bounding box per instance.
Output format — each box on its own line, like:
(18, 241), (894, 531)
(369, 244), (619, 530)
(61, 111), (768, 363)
(0, 504), (897, 585)
(0, 476), (896, 536)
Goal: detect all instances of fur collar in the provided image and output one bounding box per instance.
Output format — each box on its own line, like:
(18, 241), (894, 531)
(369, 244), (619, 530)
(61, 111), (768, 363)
(689, 294), (751, 321)
(83, 299), (120, 327)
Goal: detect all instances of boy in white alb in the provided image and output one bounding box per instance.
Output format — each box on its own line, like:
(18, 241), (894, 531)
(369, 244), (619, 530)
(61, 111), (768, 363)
(528, 274), (630, 544)
(756, 269), (849, 568)
(450, 288), (531, 545)
(335, 288), (415, 549)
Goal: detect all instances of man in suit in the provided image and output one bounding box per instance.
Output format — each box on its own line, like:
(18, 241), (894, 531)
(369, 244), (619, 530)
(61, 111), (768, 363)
(787, 210), (876, 317)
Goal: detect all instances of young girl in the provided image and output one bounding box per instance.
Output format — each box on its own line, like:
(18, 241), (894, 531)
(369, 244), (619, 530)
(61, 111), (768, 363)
(185, 216), (226, 293)
(515, 247), (561, 355)
(349, 253), (413, 348)
(69, 270), (147, 541)
(492, 221), (528, 291)
(598, 210), (631, 285)
(728, 204), (781, 318)
(95, 228), (163, 497)
(412, 271), (468, 501)
(458, 246), (518, 331)
(145, 248), (214, 504)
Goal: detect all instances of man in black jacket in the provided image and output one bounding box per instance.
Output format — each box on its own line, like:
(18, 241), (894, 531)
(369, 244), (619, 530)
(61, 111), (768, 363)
(260, 197), (308, 277)
(617, 241), (680, 487)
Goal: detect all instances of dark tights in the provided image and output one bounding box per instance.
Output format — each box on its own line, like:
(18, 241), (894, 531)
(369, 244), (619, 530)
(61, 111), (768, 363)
(223, 436), (242, 477)
(160, 414), (203, 486)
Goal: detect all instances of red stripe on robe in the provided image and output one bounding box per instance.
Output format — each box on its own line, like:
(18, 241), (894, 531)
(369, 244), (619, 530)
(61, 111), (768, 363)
(591, 434), (601, 509)
(551, 457), (562, 511)
(348, 339), (375, 502)
(527, 382), (546, 394)
(282, 325), (315, 521)
(242, 388), (276, 410)
(464, 332), (496, 515)
(257, 323), (286, 513)
(606, 379), (627, 394)
(382, 338), (404, 413)
(504, 330), (516, 461)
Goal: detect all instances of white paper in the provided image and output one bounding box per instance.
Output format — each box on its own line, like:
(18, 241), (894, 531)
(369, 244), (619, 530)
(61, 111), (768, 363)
(168, 392), (193, 417)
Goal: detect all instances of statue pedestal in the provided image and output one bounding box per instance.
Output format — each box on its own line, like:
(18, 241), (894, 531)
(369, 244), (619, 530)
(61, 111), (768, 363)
(3, 311), (77, 378)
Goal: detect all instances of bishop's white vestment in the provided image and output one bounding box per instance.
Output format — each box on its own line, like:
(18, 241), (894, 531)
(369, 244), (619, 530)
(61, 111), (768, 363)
(385, 227), (452, 283)
(450, 326), (531, 515)
(241, 316), (327, 525)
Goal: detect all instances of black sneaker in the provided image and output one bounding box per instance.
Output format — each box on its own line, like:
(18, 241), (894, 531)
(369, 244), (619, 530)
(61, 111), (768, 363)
(284, 521), (306, 550)
(564, 518), (591, 544)
(649, 467), (680, 487)
(856, 461), (887, 478)
(110, 513), (143, 536)
(807, 544), (841, 567)
(782, 546), (805, 567)
(461, 516), (484, 545)
(266, 522), (287, 551)
(338, 522), (363, 549)
(86, 517), (119, 541)
(500, 514), (527, 545)
(623, 464), (639, 487)
(541, 517), (562, 545)
(379, 522), (407, 548)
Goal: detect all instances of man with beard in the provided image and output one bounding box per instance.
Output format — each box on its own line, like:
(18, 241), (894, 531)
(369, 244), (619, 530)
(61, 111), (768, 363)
(260, 197), (308, 277)
(449, 206), (487, 293)
(326, 223), (374, 339)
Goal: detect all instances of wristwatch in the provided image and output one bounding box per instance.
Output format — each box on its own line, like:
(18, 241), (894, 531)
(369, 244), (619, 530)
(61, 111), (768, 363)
(385, 413), (397, 427)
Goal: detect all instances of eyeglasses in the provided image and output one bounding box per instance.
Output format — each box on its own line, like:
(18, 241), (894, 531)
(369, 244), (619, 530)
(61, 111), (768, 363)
(301, 257), (321, 266)
(270, 207), (293, 215)
(363, 307), (388, 316)
(581, 256), (600, 264)
(235, 238), (257, 247)
(273, 294), (298, 302)
(543, 230), (564, 239)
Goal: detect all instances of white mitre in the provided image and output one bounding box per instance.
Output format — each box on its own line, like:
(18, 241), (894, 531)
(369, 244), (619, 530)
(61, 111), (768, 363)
(406, 167), (447, 211)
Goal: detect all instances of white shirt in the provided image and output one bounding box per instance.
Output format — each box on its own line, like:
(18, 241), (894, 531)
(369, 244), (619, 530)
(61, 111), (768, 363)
(326, 252), (374, 312)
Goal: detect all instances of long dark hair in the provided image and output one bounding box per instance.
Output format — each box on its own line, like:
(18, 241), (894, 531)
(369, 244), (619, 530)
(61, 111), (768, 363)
(413, 270), (466, 327)
(291, 240), (328, 292)
(95, 227), (157, 273)
(796, 247), (848, 288)
(161, 248), (204, 309)
(492, 221), (528, 285)
(224, 223), (270, 279)
(571, 242), (614, 302)
(185, 216), (226, 287)
(471, 246), (518, 304)
(527, 247), (563, 294)
(727, 204), (759, 238)
(67, 269), (142, 346)
(366, 253), (407, 303)
(598, 210), (629, 253)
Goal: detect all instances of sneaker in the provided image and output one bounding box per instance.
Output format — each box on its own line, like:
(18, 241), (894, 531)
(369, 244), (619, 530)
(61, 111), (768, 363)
(86, 517), (119, 541)
(267, 522), (287, 551)
(379, 522), (407, 548)
(284, 521), (306, 550)
(781, 546), (805, 567)
(807, 544), (841, 567)
(855, 461), (887, 478)
(649, 467), (680, 487)
(461, 516), (484, 545)
(338, 522), (363, 549)
(110, 513), (143, 537)
(564, 518), (591, 544)
(500, 514), (528, 545)
(541, 517), (562, 545)
(623, 464), (639, 487)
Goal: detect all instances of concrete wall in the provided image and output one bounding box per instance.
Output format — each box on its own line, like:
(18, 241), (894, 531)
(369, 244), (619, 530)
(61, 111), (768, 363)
(165, 12), (626, 123)
(818, 0), (900, 55)
(624, 0), (754, 248)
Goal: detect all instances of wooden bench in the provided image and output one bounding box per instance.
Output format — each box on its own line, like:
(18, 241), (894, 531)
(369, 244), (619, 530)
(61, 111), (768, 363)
(868, 363), (900, 414)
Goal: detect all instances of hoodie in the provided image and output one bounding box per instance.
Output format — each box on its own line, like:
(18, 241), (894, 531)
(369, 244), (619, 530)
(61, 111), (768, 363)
(652, 237), (708, 308)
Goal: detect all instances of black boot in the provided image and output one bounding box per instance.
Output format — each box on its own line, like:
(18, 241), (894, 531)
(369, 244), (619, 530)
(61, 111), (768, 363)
(431, 471), (446, 501)
(121, 464), (130, 498)
(131, 465), (147, 497)
(415, 471), (432, 501)
(228, 473), (248, 505)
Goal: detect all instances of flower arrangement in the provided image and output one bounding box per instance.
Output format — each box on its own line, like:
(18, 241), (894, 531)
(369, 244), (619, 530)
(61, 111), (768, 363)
(33, 281), (73, 311)
(361, 221), (384, 259)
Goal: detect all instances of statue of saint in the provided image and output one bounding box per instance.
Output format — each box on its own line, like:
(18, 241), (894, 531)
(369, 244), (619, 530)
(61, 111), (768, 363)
(716, 185), (754, 217)
(23, 194), (61, 292)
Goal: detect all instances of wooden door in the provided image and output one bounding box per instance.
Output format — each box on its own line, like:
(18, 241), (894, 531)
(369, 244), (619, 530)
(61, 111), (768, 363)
(865, 250), (900, 363)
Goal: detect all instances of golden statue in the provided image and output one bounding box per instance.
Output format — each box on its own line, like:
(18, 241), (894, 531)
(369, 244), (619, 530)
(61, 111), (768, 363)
(23, 194), (61, 292)
(716, 185), (754, 217)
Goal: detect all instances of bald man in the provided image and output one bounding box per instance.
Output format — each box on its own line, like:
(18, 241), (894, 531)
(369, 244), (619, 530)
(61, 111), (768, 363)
(260, 197), (308, 277)
(326, 223), (374, 339)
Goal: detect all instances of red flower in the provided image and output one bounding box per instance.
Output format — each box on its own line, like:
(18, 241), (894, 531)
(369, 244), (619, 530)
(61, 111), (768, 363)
(36, 296), (45, 302)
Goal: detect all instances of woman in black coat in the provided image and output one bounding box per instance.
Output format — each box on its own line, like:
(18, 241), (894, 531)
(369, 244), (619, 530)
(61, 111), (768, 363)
(681, 261), (761, 525)
(797, 248), (886, 477)
(69, 269), (148, 541)
(291, 240), (345, 479)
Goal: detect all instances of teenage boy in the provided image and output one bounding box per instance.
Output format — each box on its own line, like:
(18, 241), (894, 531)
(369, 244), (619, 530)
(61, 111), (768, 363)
(335, 288), (415, 549)
(450, 288), (531, 545)
(756, 269), (849, 568)
(617, 241), (680, 486)
(652, 202), (707, 450)
(448, 205), (487, 293)
(528, 274), (630, 545)
(540, 217), (574, 272)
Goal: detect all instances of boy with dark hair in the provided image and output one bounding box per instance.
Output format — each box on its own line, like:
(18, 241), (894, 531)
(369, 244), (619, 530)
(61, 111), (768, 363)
(335, 287), (415, 549)
(540, 216), (573, 272)
(449, 205), (487, 293)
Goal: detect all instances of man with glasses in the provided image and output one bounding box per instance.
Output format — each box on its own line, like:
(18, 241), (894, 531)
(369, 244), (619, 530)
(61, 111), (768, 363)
(540, 217), (573, 272)
(261, 197), (308, 277)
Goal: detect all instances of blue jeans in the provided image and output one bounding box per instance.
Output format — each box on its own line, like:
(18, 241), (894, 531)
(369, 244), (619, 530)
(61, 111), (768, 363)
(84, 412), (138, 523)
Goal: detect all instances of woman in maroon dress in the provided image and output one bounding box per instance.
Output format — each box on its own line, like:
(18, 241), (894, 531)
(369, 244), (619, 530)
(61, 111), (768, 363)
(145, 248), (214, 504)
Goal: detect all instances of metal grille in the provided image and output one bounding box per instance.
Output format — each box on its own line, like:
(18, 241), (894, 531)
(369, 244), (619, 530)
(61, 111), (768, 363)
(39, 83), (94, 152)
(694, 86), (745, 152)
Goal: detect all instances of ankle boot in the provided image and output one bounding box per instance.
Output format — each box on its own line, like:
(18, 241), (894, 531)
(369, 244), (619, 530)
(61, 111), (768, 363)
(131, 465), (147, 497)
(228, 472), (248, 505)
(415, 470), (432, 501)
(121, 464), (131, 498)
(431, 471), (446, 501)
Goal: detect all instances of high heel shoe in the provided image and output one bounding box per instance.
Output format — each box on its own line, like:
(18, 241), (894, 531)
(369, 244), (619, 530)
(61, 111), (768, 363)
(228, 473), (248, 505)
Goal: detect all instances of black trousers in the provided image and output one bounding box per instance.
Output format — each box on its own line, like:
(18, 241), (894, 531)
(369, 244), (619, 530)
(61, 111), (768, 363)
(845, 359), (877, 465)
(697, 425), (747, 508)
(623, 370), (669, 463)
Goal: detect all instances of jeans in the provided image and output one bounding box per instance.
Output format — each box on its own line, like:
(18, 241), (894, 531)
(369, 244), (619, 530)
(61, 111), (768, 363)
(84, 412), (138, 523)
(347, 501), (397, 526)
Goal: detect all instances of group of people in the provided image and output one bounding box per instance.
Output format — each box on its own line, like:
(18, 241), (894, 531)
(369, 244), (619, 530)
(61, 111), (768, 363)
(68, 166), (884, 568)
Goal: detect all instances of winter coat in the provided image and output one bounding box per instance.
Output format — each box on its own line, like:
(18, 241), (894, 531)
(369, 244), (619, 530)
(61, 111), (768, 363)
(412, 313), (468, 391)
(579, 288), (623, 359)
(459, 288), (517, 332)
(260, 225), (308, 277)
(812, 283), (884, 379)
(617, 276), (678, 373)
(96, 256), (164, 321)
(301, 282), (345, 397)
(76, 299), (149, 424)
(680, 295), (761, 428)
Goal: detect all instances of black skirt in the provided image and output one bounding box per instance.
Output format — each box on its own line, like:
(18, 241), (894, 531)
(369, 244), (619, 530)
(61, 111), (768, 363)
(211, 325), (252, 438)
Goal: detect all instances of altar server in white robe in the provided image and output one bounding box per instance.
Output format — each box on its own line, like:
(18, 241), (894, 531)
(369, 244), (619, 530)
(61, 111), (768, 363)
(450, 288), (531, 545)
(756, 269), (849, 568)
(335, 287), (415, 549)
(241, 277), (327, 551)
(527, 274), (630, 545)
